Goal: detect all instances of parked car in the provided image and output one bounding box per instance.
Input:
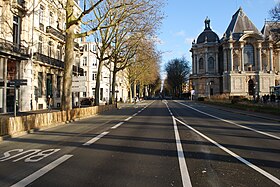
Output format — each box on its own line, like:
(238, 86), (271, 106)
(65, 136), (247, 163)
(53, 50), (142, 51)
(80, 97), (94, 106)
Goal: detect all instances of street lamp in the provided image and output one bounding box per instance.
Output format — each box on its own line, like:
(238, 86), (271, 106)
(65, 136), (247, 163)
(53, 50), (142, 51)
(115, 90), (119, 108)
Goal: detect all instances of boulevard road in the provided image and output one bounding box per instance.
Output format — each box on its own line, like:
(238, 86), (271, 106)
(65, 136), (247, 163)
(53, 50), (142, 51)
(0, 100), (279, 187)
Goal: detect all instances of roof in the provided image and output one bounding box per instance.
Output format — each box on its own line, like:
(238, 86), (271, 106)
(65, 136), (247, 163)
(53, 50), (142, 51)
(196, 17), (219, 44)
(261, 21), (280, 41)
(223, 7), (261, 40)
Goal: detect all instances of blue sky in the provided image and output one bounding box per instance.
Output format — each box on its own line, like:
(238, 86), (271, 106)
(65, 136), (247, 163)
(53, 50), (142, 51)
(157, 0), (279, 74)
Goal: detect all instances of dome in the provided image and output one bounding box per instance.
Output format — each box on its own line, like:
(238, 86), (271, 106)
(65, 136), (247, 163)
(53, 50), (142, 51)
(196, 17), (219, 44)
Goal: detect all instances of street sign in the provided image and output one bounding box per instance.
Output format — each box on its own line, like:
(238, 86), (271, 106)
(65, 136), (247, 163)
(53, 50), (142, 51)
(8, 79), (28, 87)
(72, 76), (86, 81)
(72, 86), (86, 92)
(72, 76), (86, 92)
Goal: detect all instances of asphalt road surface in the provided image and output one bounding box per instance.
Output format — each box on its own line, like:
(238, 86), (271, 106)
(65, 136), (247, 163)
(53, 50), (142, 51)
(0, 100), (279, 187)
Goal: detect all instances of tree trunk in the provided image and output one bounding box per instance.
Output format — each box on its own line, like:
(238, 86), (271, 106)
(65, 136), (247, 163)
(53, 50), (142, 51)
(133, 80), (137, 100)
(111, 68), (117, 105)
(95, 56), (104, 106)
(62, 26), (75, 111)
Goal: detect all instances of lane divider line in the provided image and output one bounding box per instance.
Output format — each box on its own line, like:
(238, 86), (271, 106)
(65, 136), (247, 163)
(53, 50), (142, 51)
(111, 122), (124, 129)
(83, 132), (109, 146)
(124, 117), (133, 121)
(175, 101), (280, 140)
(165, 103), (192, 187)
(11, 155), (73, 187)
(175, 117), (280, 186)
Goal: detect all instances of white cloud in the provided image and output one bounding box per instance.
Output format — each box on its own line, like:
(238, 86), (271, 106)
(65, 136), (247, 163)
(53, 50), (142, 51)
(184, 37), (195, 45)
(151, 35), (165, 45)
(174, 30), (186, 37)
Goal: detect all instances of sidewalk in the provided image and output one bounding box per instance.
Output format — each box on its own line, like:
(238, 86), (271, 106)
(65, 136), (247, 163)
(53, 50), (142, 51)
(202, 102), (280, 122)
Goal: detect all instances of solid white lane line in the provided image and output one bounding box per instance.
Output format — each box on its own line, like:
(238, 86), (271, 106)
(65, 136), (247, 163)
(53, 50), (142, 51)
(124, 117), (132, 121)
(165, 103), (192, 187)
(173, 116), (193, 187)
(111, 122), (124, 129)
(83, 132), (109, 146)
(175, 118), (280, 186)
(11, 155), (73, 187)
(175, 101), (280, 140)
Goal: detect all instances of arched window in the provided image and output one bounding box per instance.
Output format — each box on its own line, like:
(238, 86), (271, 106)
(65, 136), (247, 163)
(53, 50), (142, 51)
(244, 44), (254, 65)
(199, 58), (204, 70)
(208, 57), (215, 71)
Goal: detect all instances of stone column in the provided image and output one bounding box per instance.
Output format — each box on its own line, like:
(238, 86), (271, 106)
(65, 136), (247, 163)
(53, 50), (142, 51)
(194, 55), (197, 74)
(269, 46), (273, 72)
(240, 42), (245, 72)
(3, 57), (7, 113)
(192, 54), (195, 74)
(205, 50), (208, 74)
(196, 55), (199, 74)
(278, 50), (280, 73)
(223, 48), (227, 72)
(215, 52), (219, 73)
(229, 43), (233, 72)
(257, 42), (262, 71)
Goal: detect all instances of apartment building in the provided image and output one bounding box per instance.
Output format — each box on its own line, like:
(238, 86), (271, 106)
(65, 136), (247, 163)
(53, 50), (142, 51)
(80, 41), (129, 104)
(0, 0), (82, 113)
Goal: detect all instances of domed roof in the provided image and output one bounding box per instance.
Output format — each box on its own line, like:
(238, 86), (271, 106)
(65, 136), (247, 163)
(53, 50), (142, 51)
(197, 17), (219, 44)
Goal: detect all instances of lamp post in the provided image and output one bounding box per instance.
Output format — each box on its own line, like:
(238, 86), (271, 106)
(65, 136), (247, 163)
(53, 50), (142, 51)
(115, 90), (119, 108)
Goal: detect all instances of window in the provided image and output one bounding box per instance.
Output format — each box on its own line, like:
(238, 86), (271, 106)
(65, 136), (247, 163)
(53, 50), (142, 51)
(38, 72), (43, 97)
(13, 16), (21, 46)
(83, 92), (86, 97)
(93, 59), (97, 67)
(48, 41), (53, 57)
(199, 58), (204, 70)
(57, 45), (61, 60)
(83, 57), (87, 66)
(56, 76), (61, 97)
(39, 5), (44, 30)
(38, 36), (43, 53)
(92, 45), (96, 51)
(49, 12), (54, 26)
(92, 72), (97, 80)
(83, 44), (88, 52)
(244, 44), (254, 65)
(208, 57), (214, 71)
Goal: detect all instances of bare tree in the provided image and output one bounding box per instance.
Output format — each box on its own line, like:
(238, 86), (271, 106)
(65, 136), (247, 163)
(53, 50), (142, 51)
(268, 2), (280, 41)
(109, 0), (165, 103)
(269, 2), (280, 22)
(62, 0), (130, 110)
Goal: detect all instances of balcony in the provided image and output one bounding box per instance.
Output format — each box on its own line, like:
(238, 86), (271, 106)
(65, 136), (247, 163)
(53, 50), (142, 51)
(46, 26), (65, 41)
(33, 52), (64, 68)
(0, 38), (30, 59)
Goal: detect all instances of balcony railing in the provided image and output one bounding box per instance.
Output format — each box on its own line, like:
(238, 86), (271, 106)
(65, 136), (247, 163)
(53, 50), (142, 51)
(46, 26), (65, 41)
(0, 38), (29, 58)
(33, 52), (64, 68)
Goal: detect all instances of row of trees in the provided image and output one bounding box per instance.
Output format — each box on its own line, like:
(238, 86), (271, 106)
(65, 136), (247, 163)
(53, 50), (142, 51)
(61, 0), (165, 110)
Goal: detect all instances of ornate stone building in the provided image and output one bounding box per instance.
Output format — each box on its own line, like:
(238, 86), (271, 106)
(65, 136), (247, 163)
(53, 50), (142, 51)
(190, 8), (280, 99)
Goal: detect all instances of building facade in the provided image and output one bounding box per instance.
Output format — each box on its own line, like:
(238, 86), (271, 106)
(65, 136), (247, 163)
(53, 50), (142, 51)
(0, 0), (82, 113)
(190, 8), (280, 99)
(80, 41), (129, 104)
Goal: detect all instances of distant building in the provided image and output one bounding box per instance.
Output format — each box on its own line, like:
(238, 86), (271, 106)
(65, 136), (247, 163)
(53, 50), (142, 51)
(190, 7), (280, 99)
(80, 41), (129, 104)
